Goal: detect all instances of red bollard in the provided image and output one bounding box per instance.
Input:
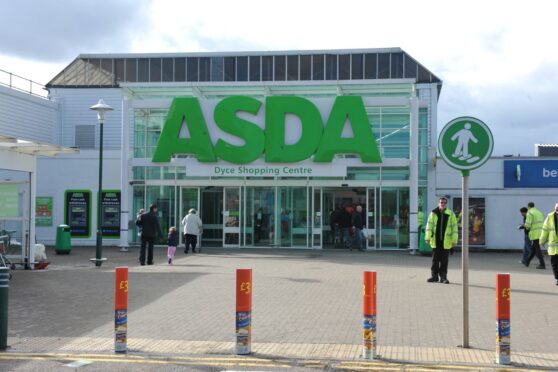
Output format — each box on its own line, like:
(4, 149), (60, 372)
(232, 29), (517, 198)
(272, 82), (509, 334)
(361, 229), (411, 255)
(114, 267), (128, 353)
(496, 273), (511, 364)
(236, 269), (252, 355)
(363, 271), (377, 359)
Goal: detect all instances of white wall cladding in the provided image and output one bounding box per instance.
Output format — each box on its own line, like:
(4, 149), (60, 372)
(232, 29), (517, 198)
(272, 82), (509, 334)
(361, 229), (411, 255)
(0, 85), (58, 143)
(435, 157), (558, 250)
(36, 150), (121, 245)
(49, 88), (122, 149)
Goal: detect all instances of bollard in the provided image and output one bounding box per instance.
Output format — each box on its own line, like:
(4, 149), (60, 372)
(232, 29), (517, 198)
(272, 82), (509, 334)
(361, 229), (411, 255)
(496, 273), (511, 365)
(236, 269), (252, 355)
(114, 267), (129, 353)
(0, 268), (8, 350)
(363, 271), (377, 359)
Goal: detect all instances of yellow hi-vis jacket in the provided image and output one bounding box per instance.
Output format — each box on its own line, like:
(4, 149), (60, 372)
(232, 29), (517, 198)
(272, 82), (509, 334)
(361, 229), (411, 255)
(540, 212), (558, 256)
(525, 207), (544, 241)
(425, 208), (458, 249)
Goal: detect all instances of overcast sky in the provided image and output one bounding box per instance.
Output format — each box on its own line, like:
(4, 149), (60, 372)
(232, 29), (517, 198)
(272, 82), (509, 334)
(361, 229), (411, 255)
(1, 0), (557, 156)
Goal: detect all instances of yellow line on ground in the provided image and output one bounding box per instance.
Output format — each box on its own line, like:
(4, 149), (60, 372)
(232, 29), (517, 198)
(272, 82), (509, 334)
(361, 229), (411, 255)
(0, 351), (274, 363)
(0, 354), (290, 368)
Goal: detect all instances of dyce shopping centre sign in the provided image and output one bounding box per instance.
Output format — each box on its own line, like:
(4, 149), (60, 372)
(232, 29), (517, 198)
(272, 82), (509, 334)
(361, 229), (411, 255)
(152, 96), (382, 176)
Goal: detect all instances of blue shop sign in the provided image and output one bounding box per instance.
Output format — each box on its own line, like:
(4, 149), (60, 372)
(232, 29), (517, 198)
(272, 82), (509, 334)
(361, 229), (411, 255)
(504, 160), (558, 188)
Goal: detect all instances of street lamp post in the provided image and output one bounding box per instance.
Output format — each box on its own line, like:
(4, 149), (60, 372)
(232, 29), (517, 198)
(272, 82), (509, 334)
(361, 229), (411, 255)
(89, 99), (113, 267)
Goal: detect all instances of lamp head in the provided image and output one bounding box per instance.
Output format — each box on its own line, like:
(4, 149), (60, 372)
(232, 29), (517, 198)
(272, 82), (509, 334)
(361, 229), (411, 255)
(89, 99), (113, 122)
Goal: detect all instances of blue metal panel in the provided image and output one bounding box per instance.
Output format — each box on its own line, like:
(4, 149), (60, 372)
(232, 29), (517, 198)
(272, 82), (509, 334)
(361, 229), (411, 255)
(504, 160), (558, 188)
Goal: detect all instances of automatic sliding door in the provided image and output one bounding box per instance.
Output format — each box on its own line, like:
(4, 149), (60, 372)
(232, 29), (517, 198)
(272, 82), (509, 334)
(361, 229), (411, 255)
(366, 188), (377, 249)
(201, 188), (223, 247)
(180, 187), (200, 246)
(223, 187), (241, 247)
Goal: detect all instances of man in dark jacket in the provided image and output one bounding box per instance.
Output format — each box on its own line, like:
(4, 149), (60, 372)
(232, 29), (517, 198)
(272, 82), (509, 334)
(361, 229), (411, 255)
(136, 203), (164, 265)
(338, 204), (353, 250)
(352, 205), (366, 252)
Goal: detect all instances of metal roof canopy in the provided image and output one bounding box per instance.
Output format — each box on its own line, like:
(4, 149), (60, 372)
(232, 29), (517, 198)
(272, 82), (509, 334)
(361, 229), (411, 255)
(0, 134), (78, 158)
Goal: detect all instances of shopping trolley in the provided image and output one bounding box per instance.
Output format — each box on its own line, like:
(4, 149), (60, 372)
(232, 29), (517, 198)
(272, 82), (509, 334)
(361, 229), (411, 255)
(0, 230), (17, 280)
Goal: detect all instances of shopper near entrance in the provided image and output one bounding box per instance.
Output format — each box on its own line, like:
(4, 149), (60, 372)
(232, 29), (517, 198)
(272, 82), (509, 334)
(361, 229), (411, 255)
(352, 205), (366, 251)
(329, 206), (342, 245)
(136, 204), (164, 265)
(524, 201), (546, 269)
(167, 226), (178, 265)
(338, 204), (353, 250)
(425, 197), (458, 284)
(182, 208), (203, 253)
(518, 207), (532, 266)
(254, 208), (264, 243)
(136, 208), (145, 237)
(540, 203), (558, 285)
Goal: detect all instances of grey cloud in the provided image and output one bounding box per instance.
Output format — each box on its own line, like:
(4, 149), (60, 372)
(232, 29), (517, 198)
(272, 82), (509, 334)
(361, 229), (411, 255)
(1, 0), (150, 62)
(438, 62), (558, 156)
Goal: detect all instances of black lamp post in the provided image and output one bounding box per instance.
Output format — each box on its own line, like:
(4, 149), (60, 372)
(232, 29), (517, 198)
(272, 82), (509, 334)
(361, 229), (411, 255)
(89, 99), (113, 267)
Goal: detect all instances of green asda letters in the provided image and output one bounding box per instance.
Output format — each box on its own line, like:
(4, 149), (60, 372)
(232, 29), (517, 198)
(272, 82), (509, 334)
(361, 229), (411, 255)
(152, 96), (381, 164)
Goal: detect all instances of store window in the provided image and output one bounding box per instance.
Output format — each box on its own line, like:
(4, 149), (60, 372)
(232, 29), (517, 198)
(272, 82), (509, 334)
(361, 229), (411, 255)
(126, 59), (137, 82)
(312, 54), (324, 80)
(237, 56), (248, 81)
(274, 55), (286, 81)
(187, 58), (199, 82)
(115, 59), (125, 83)
(351, 54), (363, 80)
(150, 58), (162, 82)
(262, 56), (273, 81)
(364, 53), (377, 79)
(287, 55), (298, 80)
(174, 58), (186, 82)
(404, 54), (417, 79)
(211, 57), (224, 82)
(339, 54), (350, 80)
(162, 58), (174, 82)
(138, 58), (149, 82)
(249, 56), (261, 81)
(199, 57), (210, 81)
(300, 55), (311, 80)
(224, 57), (236, 81)
(378, 53), (390, 79)
(325, 54), (337, 80)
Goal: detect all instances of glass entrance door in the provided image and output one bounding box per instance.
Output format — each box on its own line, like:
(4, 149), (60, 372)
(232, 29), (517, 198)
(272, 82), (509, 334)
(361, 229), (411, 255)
(380, 187), (409, 249)
(277, 187), (309, 247)
(223, 187), (241, 247)
(180, 187), (200, 247)
(200, 187), (223, 247)
(245, 187), (275, 246)
(366, 188), (377, 249)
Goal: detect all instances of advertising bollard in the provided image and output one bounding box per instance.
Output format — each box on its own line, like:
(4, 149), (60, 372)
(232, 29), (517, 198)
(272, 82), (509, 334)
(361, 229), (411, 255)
(363, 271), (377, 359)
(0, 267), (8, 350)
(496, 273), (511, 365)
(236, 269), (252, 355)
(114, 267), (128, 353)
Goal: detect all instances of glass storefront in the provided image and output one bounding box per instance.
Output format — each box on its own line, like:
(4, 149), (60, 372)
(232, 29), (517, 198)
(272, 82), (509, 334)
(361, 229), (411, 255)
(132, 184), (410, 249)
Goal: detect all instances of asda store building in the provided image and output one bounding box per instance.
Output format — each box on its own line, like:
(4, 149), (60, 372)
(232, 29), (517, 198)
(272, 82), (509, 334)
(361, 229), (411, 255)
(42, 48), (441, 250)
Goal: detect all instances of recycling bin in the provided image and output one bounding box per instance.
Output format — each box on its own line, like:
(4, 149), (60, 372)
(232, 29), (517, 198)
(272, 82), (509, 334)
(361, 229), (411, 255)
(55, 224), (72, 254)
(418, 226), (432, 255)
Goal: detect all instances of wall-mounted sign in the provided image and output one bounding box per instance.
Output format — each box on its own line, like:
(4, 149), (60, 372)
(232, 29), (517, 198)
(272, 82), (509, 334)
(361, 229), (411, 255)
(504, 160), (558, 188)
(0, 184), (19, 218)
(36, 196), (53, 226)
(65, 190), (91, 237)
(152, 96), (383, 169)
(101, 190), (121, 237)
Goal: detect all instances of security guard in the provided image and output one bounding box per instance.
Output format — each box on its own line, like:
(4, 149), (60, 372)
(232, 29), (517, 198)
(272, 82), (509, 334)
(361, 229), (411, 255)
(524, 201), (546, 269)
(539, 202), (558, 286)
(425, 197), (458, 284)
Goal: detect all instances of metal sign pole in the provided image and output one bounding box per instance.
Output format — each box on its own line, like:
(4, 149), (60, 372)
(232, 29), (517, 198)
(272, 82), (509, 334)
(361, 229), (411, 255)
(462, 171), (469, 348)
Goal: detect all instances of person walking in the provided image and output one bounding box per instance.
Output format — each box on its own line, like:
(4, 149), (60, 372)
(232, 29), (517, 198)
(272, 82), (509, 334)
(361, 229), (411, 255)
(425, 197), (458, 284)
(167, 226), (178, 265)
(352, 205), (366, 252)
(135, 208), (145, 237)
(518, 207), (532, 266)
(136, 204), (163, 265)
(524, 201), (546, 269)
(329, 206), (342, 245)
(182, 208), (203, 254)
(540, 203), (558, 286)
(338, 204), (353, 251)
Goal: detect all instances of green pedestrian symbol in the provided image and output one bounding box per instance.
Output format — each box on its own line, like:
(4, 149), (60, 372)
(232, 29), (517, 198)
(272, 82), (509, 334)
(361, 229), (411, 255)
(439, 117), (493, 171)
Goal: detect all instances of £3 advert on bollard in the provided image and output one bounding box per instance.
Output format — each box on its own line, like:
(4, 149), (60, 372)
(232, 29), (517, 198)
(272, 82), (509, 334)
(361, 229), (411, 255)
(496, 273), (511, 365)
(115, 267), (129, 353)
(236, 269), (252, 355)
(363, 271), (377, 359)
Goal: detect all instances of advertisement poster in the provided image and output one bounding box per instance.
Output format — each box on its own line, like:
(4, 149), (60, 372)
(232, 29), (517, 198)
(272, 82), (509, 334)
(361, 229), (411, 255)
(36, 196), (53, 226)
(101, 190), (121, 237)
(65, 190), (91, 237)
(0, 184), (19, 218)
(452, 197), (486, 246)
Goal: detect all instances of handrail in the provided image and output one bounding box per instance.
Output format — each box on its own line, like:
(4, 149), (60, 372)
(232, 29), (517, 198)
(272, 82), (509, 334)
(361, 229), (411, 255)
(0, 68), (49, 99)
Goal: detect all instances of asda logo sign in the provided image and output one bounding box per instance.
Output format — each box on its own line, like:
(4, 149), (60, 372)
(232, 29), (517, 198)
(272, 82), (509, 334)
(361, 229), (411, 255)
(152, 96), (381, 165)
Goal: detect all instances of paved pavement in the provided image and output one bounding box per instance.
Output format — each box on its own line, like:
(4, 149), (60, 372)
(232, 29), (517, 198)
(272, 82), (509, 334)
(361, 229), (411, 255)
(2, 246), (558, 371)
